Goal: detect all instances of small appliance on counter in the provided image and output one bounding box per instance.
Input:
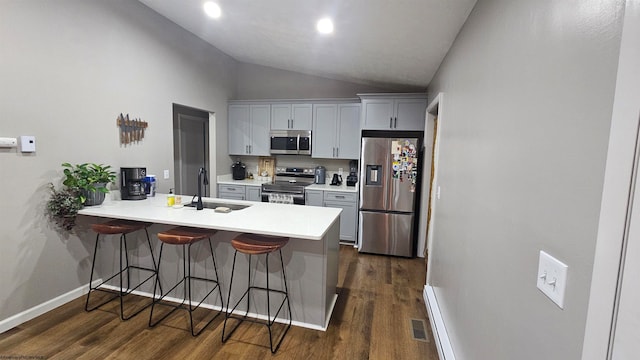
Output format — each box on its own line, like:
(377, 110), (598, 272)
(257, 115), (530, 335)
(143, 175), (156, 197)
(314, 166), (326, 184)
(346, 160), (358, 187)
(232, 161), (246, 180)
(330, 173), (343, 186)
(121, 167), (147, 200)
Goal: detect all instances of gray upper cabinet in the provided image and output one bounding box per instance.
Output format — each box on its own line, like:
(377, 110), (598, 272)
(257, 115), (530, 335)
(271, 103), (312, 130)
(360, 94), (427, 131)
(228, 105), (250, 156)
(228, 104), (270, 156)
(312, 103), (361, 159)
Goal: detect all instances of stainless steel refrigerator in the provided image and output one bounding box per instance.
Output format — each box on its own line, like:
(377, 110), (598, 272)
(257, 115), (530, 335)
(358, 131), (423, 257)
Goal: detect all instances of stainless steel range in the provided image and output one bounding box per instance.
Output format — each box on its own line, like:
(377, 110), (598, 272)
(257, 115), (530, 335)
(261, 167), (315, 205)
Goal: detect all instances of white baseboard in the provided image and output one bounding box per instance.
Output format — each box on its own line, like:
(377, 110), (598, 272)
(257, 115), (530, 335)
(0, 279), (102, 334)
(424, 285), (455, 360)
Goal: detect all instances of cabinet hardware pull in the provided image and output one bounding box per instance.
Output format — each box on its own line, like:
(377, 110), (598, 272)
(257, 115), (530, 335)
(394, 117), (398, 128)
(336, 148), (339, 157)
(390, 117), (393, 128)
(336, 195), (345, 199)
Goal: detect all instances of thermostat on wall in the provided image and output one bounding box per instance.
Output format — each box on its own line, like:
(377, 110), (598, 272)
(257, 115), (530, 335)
(20, 136), (36, 153)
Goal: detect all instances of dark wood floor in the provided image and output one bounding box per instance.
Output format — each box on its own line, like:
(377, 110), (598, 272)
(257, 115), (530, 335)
(0, 246), (438, 359)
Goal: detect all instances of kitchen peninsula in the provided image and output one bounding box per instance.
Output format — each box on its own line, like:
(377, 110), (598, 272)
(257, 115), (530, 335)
(78, 195), (341, 330)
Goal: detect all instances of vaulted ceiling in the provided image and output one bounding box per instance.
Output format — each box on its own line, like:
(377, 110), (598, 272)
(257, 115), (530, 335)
(138, 0), (476, 90)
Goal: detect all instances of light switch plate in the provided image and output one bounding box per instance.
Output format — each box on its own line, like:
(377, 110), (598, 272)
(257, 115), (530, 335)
(20, 135), (36, 152)
(537, 250), (568, 309)
(163, 169), (170, 179)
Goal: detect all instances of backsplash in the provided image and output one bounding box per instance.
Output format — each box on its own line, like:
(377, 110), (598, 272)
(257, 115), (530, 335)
(234, 155), (357, 180)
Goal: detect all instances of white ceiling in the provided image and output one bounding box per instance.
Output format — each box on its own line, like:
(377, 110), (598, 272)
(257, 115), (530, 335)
(138, 0), (476, 90)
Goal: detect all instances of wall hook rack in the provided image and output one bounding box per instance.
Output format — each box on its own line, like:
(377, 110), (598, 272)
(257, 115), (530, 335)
(116, 113), (148, 146)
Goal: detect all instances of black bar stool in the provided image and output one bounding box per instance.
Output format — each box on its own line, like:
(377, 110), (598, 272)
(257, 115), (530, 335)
(149, 226), (223, 336)
(222, 233), (292, 353)
(85, 219), (159, 320)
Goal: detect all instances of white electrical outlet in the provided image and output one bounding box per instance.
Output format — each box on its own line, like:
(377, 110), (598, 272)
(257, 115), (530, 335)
(163, 169), (170, 179)
(537, 250), (568, 309)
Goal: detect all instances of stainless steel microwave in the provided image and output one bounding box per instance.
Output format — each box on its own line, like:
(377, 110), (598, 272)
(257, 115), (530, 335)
(270, 130), (311, 155)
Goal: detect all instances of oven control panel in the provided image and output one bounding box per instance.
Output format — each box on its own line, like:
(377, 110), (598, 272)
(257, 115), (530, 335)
(275, 167), (315, 177)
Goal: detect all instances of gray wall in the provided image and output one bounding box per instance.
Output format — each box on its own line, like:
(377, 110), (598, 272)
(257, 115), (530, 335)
(235, 62), (395, 100)
(0, 0), (237, 321)
(426, 0), (624, 359)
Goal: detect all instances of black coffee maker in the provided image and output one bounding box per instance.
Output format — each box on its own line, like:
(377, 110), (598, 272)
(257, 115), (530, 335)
(232, 161), (246, 180)
(346, 160), (358, 187)
(120, 167), (147, 200)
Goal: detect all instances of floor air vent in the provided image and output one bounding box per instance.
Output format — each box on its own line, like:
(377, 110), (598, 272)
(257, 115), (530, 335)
(410, 318), (429, 342)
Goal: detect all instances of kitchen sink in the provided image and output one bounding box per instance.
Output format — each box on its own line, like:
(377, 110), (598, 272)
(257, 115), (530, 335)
(184, 202), (251, 211)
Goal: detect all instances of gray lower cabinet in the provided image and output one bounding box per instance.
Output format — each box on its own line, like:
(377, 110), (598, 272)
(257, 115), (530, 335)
(306, 189), (358, 242)
(305, 189), (324, 207)
(245, 186), (262, 202)
(324, 192), (358, 243)
(218, 184), (262, 202)
(218, 184), (245, 200)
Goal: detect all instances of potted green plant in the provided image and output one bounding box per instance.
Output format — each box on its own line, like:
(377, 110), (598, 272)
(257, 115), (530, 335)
(46, 184), (83, 231)
(62, 163), (117, 206)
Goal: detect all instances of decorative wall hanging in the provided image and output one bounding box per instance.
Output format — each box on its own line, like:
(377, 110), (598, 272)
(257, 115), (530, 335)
(116, 113), (148, 145)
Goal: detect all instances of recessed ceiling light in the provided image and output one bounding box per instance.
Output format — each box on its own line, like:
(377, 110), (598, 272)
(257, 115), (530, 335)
(316, 18), (334, 34)
(203, 2), (221, 19)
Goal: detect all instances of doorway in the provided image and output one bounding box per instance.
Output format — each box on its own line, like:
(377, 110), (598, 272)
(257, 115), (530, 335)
(173, 104), (211, 197)
(424, 93), (443, 285)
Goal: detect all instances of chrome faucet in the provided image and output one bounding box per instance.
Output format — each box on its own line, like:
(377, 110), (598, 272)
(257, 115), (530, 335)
(197, 167), (208, 210)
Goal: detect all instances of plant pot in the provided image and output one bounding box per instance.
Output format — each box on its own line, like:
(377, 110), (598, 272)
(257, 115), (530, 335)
(83, 183), (107, 206)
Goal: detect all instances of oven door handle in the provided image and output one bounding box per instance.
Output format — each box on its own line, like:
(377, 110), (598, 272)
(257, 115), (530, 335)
(261, 192), (306, 204)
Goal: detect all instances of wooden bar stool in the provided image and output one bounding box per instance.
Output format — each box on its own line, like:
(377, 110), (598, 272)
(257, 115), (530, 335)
(222, 233), (292, 353)
(85, 219), (159, 321)
(149, 226), (223, 336)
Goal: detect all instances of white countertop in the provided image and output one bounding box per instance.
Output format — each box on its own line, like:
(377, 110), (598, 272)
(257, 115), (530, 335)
(78, 195), (341, 240)
(306, 182), (358, 193)
(217, 174), (271, 186)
